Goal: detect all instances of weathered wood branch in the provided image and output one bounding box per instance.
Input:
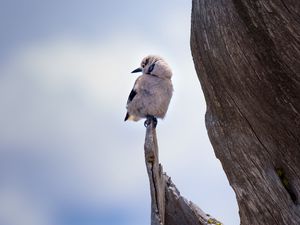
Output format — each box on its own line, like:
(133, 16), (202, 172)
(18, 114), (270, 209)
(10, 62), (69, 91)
(144, 122), (165, 225)
(144, 121), (222, 225)
(191, 0), (300, 224)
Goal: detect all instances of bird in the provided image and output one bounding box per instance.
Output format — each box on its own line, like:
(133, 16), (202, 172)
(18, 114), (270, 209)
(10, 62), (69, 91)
(124, 55), (173, 127)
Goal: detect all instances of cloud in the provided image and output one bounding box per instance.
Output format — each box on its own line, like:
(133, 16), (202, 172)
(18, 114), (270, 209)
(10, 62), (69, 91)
(0, 185), (52, 225)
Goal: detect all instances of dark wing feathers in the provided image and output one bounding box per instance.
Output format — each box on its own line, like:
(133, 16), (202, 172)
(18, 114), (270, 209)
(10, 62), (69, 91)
(124, 89), (137, 121)
(127, 89), (137, 103)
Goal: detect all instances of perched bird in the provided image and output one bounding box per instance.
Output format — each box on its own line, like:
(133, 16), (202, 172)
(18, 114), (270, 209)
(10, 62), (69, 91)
(124, 55), (173, 127)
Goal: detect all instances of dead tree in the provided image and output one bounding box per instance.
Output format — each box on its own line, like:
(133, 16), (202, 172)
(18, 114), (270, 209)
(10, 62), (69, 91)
(144, 120), (222, 225)
(191, 0), (300, 224)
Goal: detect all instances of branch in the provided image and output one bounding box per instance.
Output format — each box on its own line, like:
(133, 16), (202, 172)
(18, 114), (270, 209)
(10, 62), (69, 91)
(144, 122), (165, 225)
(144, 121), (222, 225)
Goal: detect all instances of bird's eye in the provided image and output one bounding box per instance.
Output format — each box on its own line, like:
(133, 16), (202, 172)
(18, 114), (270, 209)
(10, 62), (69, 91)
(148, 63), (155, 73)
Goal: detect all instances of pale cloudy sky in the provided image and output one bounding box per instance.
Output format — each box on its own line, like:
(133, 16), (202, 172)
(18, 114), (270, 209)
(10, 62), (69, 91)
(0, 1), (239, 225)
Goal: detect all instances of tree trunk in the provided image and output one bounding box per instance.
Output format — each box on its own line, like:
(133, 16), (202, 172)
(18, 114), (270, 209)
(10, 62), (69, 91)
(190, 0), (300, 224)
(144, 121), (222, 225)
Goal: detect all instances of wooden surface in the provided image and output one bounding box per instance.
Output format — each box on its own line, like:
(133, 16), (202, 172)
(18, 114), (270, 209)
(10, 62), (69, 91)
(144, 121), (222, 225)
(190, 0), (300, 224)
(144, 122), (165, 225)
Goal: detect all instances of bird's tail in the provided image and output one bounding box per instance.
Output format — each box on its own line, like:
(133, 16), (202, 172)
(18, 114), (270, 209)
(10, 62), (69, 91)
(124, 113), (129, 121)
(124, 113), (140, 121)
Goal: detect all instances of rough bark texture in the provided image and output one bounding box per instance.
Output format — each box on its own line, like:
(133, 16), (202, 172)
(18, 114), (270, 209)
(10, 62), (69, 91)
(144, 122), (165, 225)
(144, 121), (222, 225)
(191, 0), (300, 224)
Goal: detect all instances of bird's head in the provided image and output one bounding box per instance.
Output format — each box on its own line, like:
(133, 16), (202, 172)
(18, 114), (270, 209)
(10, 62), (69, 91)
(131, 55), (172, 79)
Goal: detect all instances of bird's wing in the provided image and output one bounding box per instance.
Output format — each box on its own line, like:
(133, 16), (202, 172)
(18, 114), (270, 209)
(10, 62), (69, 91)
(126, 76), (143, 104)
(124, 88), (136, 121)
(127, 89), (137, 104)
(124, 79), (139, 121)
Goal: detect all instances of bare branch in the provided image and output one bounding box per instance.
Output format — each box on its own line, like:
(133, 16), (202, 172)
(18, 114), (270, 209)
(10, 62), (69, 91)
(144, 121), (222, 225)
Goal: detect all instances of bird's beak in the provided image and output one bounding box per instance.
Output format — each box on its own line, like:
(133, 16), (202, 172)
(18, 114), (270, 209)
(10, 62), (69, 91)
(131, 67), (143, 73)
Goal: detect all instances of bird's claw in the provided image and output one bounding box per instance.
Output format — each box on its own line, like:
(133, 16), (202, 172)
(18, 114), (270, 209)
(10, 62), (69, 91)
(144, 119), (151, 127)
(144, 116), (157, 128)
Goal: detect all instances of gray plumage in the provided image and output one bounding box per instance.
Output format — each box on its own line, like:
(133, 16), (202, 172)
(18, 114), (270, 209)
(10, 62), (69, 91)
(125, 55), (173, 123)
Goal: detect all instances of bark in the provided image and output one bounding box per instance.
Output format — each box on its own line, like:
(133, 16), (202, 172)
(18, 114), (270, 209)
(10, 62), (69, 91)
(144, 121), (222, 225)
(190, 0), (300, 224)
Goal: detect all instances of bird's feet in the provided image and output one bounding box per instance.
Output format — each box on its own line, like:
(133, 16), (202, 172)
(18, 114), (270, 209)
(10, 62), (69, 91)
(144, 115), (157, 128)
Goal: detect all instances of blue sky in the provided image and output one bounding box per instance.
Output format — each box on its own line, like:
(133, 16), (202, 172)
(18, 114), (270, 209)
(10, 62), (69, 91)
(0, 1), (239, 225)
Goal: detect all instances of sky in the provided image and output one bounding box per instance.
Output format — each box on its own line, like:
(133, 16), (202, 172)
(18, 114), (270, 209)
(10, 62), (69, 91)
(0, 1), (239, 225)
